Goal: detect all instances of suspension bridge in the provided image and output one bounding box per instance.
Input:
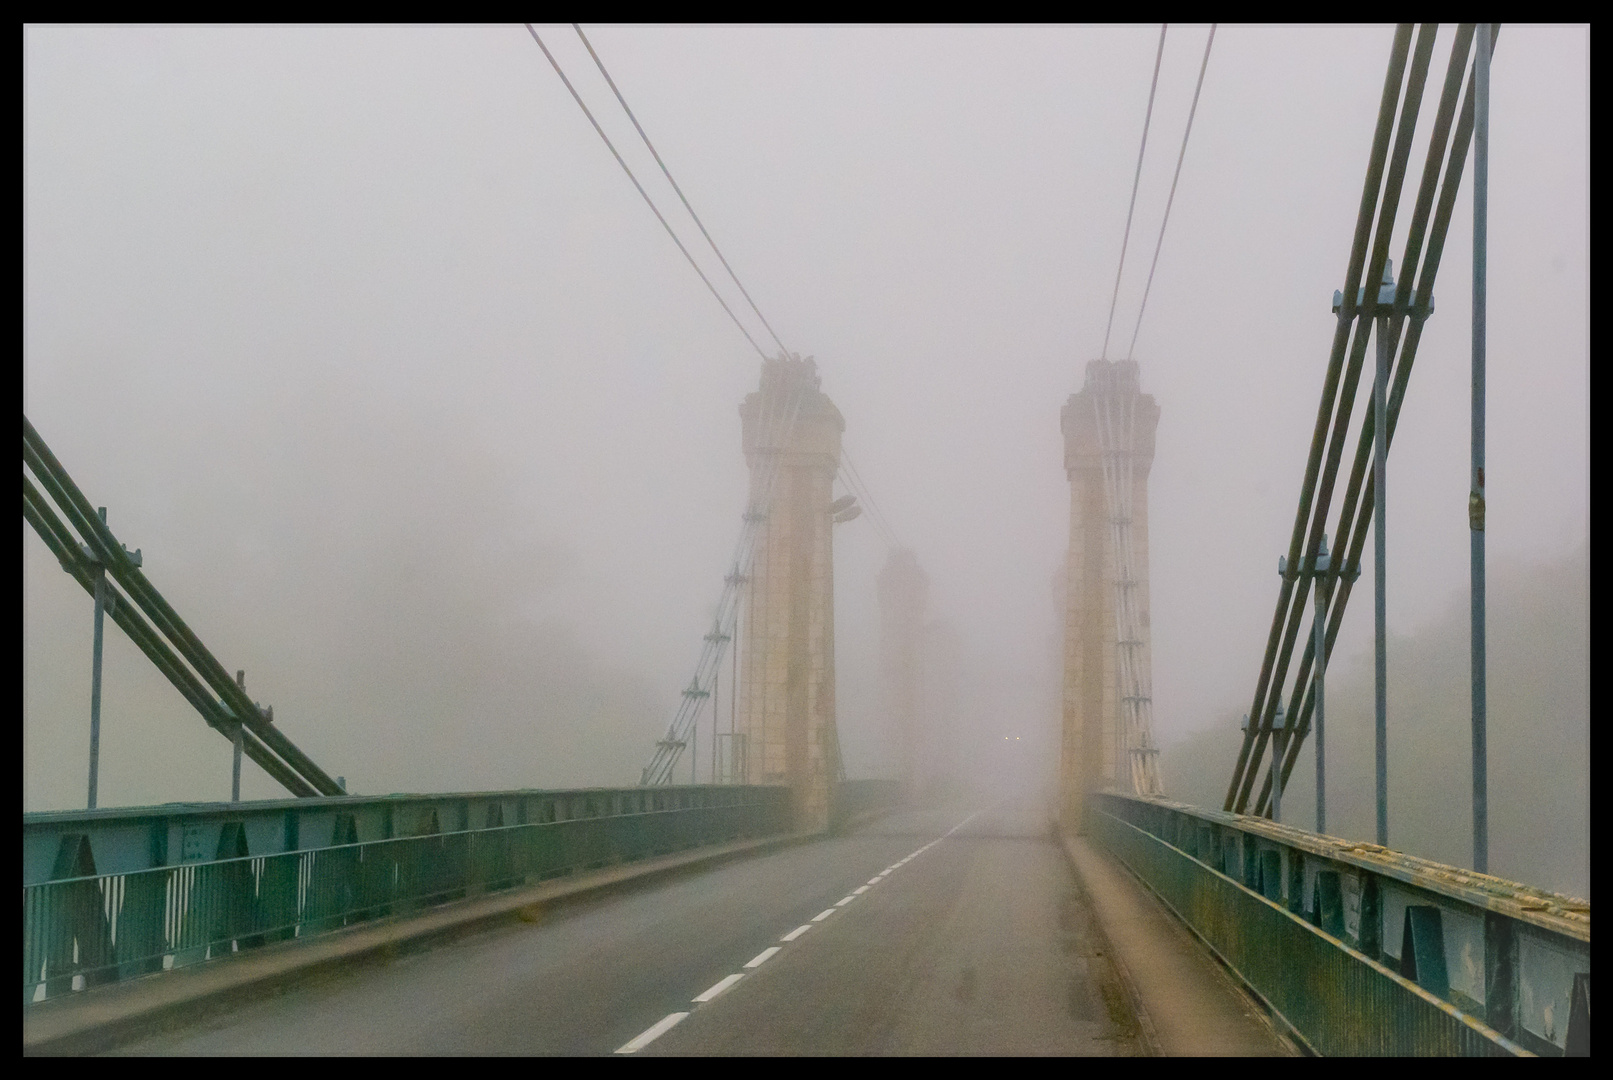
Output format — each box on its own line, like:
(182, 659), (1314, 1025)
(22, 24), (1588, 1056)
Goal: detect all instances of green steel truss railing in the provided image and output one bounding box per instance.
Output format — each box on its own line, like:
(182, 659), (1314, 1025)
(1087, 792), (1589, 1056)
(23, 785), (791, 1003)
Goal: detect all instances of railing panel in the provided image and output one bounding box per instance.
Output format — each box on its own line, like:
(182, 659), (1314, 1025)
(1087, 792), (1589, 1056)
(23, 784), (792, 1002)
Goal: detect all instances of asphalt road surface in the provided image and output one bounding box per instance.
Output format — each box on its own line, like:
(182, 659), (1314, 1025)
(118, 806), (1144, 1056)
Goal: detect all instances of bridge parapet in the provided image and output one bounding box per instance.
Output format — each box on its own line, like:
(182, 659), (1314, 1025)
(1088, 792), (1589, 1056)
(23, 785), (791, 1004)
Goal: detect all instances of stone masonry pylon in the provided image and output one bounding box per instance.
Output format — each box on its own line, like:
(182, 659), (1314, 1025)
(738, 355), (844, 833)
(1060, 360), (1161, 831)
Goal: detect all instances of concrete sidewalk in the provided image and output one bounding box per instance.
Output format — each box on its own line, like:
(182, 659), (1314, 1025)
(24, 832), (814, 1056)
(1061, 830), (1295, 1056)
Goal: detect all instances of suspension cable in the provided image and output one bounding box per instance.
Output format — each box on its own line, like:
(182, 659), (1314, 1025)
(1101, 24), (1167, 362)
(529, 25), (914, 782)
(573, 24), (791, 358)
(565, 24), (910, 561)
(839, 449), (902, 550)
(525, 25), (769, 361)
(1125, 25), (1215, 363)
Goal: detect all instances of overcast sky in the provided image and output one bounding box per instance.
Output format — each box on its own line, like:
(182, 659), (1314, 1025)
(23, 24), (1587, 810)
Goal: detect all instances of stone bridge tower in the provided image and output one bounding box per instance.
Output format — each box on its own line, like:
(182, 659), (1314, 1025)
(738, 355), (844, 833)
(1060, 360), (1161, 830)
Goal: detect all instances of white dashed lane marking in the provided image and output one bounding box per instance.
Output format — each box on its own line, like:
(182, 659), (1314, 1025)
(611, 811), (980, 1053)
(616, 1012), (689, 1054)
(691, 974), (744, 1003)
(744, 947), (782, 969)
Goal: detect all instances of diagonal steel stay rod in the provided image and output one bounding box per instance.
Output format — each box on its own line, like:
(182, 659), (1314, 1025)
(22, 427), (335, 794)
(1245, 24), (1441, 817)
(1318, 24), (1477, 599)
(24, 477), (318, 797)
(1258, 25), (1476, 805)
(1224, 25), (1415, 812)
(1264, 30), (1492, 817)
(23, 418), (341, 796)
(1259, 27), (1497, 814)
(1250, 22), (1446, 815)
(25, 473), (318, 798)
(24, 439), (335, 796)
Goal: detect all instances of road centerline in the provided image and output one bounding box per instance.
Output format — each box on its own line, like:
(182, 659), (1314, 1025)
(611, 811), (988, 1054)
(744, 947), (782, 969)
(616, 1012), (689, 1054)
(692, 973), (744, 1003)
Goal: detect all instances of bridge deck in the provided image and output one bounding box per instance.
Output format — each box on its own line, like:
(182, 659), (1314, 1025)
(98, 806), (1283, 1056)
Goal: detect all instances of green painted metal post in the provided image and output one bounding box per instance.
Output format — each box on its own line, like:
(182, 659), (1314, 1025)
(1374, 313), (1390, 847)
(1470, 21), (1491, 876)
(87, 508), (108, 810)
(232, 670), (246, 802)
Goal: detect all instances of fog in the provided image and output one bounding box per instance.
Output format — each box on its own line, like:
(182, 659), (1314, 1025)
(1164, 543), (1589, 898)
(24, 22), (1586, 883)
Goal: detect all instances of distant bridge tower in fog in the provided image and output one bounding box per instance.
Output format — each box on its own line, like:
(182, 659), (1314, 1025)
(737, 355), (845, 833)
(1060, 359), (1163, 830)
(877, 549), (928, 799)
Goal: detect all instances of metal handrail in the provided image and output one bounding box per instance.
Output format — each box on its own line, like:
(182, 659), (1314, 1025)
(1088, 791), (1589, 1056)
(23, 786), (792, 1003)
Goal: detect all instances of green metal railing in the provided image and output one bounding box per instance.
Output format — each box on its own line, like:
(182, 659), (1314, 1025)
(24, 785), (791, 1003)
(1088, 792), (1589, 1056)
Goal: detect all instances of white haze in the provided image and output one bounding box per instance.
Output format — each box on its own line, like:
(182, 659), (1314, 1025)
(24, 19), (1586, 887)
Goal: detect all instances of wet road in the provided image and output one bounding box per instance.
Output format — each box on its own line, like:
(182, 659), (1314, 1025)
(120, 806), (1142, 1056)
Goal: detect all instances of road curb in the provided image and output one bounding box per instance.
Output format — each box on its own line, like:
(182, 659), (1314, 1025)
(1055, 828), (1164, 1055)
(1057, 826), (1296, 1057)
(24, 831), (819, 1056)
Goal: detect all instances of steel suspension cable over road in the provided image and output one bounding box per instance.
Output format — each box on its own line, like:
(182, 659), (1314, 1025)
(573, 24), (791, 358)
(529, 24), (811, 784)
(1100, 24), (1167, 362)
(525, 25), (770, 361)
(529, 25), (909, 784)
(572, 26), (908, 559)
(1125, 25), (1215, 363)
